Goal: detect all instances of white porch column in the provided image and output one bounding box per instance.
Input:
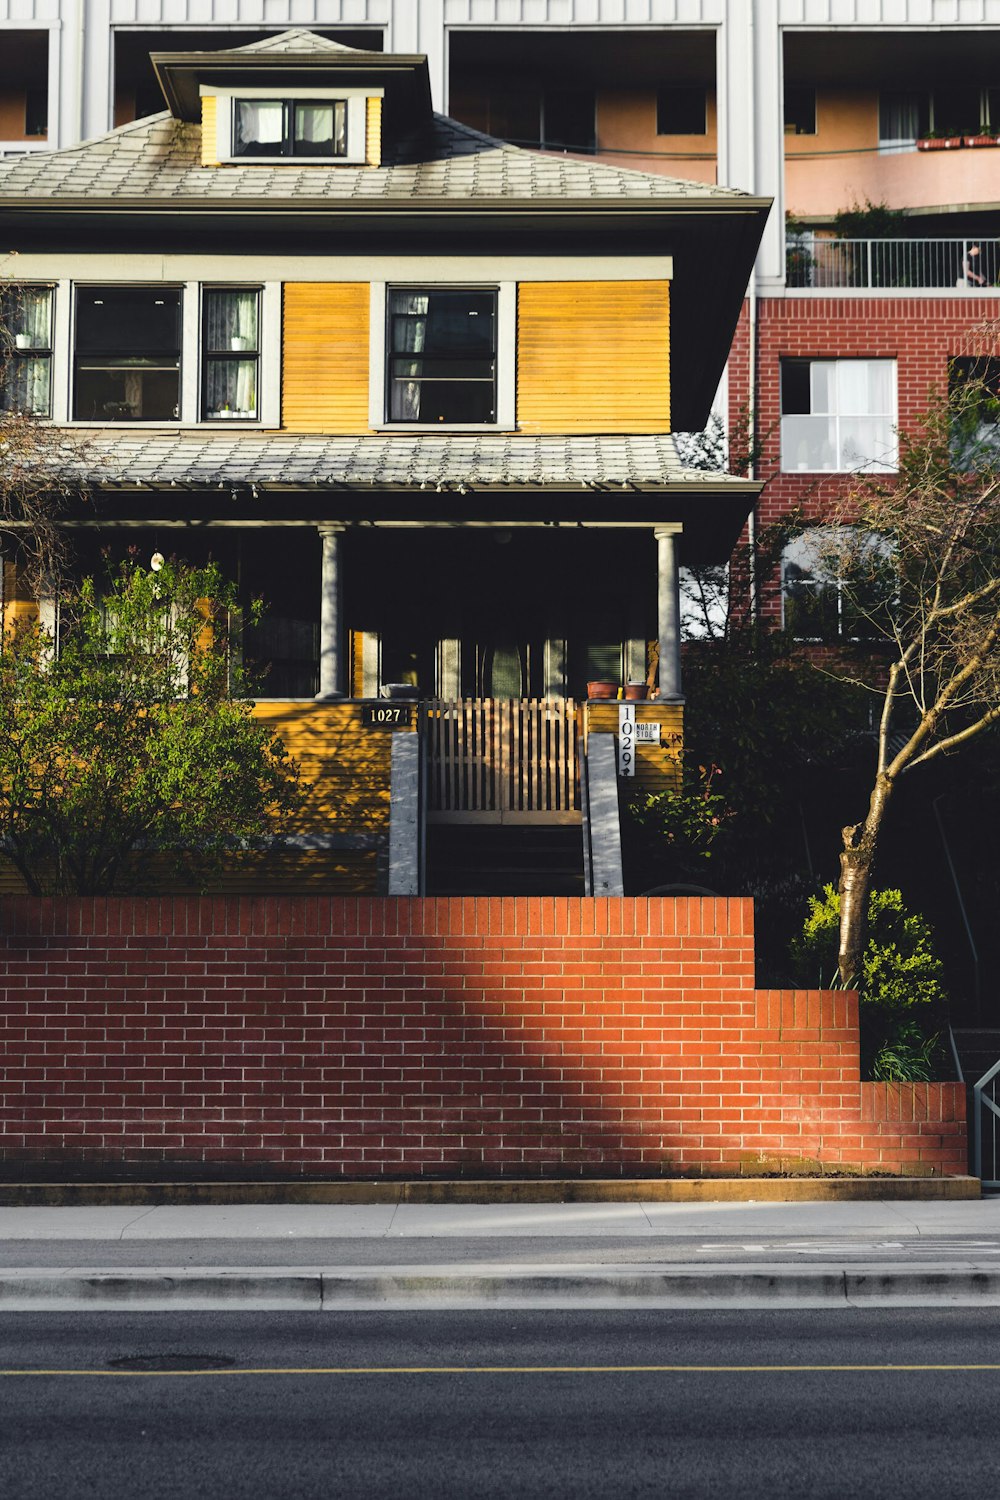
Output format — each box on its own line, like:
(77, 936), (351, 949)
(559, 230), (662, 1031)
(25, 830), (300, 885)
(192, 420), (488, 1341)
(655, 525), (684, 703)
(316, 524), (346, 702)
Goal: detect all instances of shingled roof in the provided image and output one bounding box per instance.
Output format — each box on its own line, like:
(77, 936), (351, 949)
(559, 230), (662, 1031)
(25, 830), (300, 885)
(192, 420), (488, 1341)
(0, 109), (754, 208)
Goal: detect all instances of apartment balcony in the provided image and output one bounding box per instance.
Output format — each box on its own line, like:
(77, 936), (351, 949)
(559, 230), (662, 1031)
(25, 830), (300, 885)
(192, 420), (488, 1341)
(786, 236), (1000, 292)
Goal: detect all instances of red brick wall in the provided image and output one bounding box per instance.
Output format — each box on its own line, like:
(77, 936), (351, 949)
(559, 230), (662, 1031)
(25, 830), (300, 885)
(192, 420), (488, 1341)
(728, 294), (1000, 622)
(0, 896), (966, 1179)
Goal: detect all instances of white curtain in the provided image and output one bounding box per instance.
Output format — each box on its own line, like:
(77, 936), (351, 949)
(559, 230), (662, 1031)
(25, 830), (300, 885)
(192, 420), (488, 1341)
(391, 294), (428, 421)
(294, 103), (345, 153)
(236, 101), (283, 149)
(205, 290), (258, 351)
(16, 288), (51, 347)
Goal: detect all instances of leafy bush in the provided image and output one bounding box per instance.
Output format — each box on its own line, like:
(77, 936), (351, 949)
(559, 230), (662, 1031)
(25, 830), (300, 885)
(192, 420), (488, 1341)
(621, 764), (728, 891)
(790, 885), (948, 1079)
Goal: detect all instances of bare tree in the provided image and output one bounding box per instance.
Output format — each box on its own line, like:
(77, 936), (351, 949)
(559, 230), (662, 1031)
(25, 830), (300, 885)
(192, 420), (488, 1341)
(833, 369), (1000, 985)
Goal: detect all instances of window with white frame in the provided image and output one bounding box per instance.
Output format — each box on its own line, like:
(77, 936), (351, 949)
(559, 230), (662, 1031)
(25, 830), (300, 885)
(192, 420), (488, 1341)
(782, 527), (895, 641)
(387, 288), (498, 424)
(202, 288), (260, 421)
(74, 285), (181, 422)
(1, 285), (52, 416)
(780, 358), (897, 473)
(210, 88), (371, 165)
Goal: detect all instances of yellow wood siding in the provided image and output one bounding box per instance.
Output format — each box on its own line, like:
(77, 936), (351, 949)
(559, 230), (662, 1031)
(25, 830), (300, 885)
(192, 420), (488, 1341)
(584, 701), (683, 792)
(282, 283), (371, 433)
(2, 560), (37, 636)
(517, 280), (671, 434)
(366, 96), (382, 166)
(201, 95), (219, 166)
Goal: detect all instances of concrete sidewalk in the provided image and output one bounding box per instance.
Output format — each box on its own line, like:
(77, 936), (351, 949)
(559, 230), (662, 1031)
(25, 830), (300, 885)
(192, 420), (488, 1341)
(3, 1198), (1000, 1309)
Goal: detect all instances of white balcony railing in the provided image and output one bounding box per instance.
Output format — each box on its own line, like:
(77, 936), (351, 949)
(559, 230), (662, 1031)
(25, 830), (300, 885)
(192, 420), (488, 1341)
(786, 236), (1000, 291)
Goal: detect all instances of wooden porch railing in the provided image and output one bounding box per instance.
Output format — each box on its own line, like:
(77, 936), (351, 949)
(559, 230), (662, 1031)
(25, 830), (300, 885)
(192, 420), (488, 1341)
(422, 698), (581, 823)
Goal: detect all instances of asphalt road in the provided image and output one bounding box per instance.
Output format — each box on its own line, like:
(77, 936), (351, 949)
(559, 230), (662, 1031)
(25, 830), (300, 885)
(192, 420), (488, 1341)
(3, 1308), (1000, 1498)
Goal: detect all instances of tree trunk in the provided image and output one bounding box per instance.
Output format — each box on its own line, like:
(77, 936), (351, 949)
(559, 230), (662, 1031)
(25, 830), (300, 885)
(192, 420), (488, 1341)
(838, 773), (894, 988)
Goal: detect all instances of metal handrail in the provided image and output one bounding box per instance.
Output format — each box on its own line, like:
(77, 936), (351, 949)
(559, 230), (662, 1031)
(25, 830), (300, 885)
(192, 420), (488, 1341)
(786, 235), (1000, 291)
(973, 1055), (1000, 1184)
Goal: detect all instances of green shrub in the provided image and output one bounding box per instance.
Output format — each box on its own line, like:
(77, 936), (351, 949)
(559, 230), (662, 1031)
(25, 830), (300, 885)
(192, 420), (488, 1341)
(790, 885), (948, 1080)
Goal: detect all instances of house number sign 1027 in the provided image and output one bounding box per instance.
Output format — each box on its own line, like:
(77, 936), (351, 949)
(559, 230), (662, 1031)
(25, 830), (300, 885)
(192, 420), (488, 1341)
(362, 704), (414, 728)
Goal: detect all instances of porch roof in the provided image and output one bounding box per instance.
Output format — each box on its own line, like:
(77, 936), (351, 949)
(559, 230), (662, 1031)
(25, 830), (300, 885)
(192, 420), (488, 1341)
(46, 431), (761, 563)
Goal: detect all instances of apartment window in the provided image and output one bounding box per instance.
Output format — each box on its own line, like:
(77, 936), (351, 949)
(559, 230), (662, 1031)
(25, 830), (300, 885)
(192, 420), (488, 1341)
(24, 85), (48, 138)
(780, 358), (897, 473)
(949, 356), (1000, 464)
(387, 289), (497, 424)
(233, 99), (347, 158)
(541, 88), (596, 151)
(879, 90), (931, 151)
(74, 286), (181, 422)
(783, 83), (816, 136)
(656, 85), (707, 136)
(1, 286), (52, 416)
(202, 289), (260, 421)
(782, 528), (895, 641)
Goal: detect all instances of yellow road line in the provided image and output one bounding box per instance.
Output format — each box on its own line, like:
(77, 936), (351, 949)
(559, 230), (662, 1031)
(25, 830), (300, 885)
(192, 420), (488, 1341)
(3, 1363), (1000, 1377)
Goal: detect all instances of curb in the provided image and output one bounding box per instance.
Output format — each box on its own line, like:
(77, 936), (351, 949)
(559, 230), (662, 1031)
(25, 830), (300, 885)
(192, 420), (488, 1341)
(2, 1266), (1000, 1310)
(0, 1177), (980, 1207)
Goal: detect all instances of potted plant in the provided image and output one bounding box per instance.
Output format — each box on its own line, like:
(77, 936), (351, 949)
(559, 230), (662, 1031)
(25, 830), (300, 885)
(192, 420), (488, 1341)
(964, 128), (998, 147)
(14, 332), (31, 349)
(586, 680), (618, 700)
(623, 681), (648, 701)
(230, 336), (250, 351)
(917, 130), (962, 150)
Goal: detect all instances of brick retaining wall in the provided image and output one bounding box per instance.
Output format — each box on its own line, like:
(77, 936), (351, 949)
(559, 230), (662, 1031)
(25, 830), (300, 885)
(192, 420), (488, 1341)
(0, 897), (967, 1178)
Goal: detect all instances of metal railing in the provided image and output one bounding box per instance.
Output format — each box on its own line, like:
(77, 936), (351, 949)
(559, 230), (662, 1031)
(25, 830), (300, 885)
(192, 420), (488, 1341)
(973, 1057), (1000, 1189)
(786, 236), (1000, 291)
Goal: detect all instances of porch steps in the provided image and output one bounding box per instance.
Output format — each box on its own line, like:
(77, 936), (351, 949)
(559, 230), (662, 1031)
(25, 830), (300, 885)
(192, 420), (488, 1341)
(424, 825), (584, 897)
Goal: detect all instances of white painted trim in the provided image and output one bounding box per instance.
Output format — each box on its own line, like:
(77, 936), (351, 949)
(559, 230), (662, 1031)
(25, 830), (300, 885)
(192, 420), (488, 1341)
(181, 281), (199, 422)
(8, 254), (673, 283)
(50, 279), (72, 425)
(368, 278), (516, 430)
(259, 282), (281, 429)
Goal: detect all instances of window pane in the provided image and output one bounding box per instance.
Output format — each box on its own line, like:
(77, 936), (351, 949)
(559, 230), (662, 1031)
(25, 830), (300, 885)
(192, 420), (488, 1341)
(204, 290), (259, 353)
(839, 416), (897, 472)
(781, 414), (838, 471)
(390, 378), (495, 423)
(780, 360), (811, 415)
(809, 362), (835, 413)
(76, 287), (180, 354)
(0, 356), (50, 416)
(879, 90), (929, 144)
(234, 101), (285, 156)
(784, 83), (816, 135)
(205, 359), (257, 419)
(293, 101), (345, 156)
(656, 84), (707, 135)
(933, 85), (981, 135)
(543, 87), (596, 150)
(7, 287), (52, 347)
(74, 365), (179, 421)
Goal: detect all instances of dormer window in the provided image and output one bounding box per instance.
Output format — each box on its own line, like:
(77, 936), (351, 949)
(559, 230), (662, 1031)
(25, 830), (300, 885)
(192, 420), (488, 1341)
(233, 99), (347, 159)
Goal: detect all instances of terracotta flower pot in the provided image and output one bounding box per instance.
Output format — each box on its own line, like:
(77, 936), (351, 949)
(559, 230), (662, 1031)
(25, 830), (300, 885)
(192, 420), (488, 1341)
(587, 680), (618, 700)
(623, 682), (648, 701)
(964, 136), (998, 147)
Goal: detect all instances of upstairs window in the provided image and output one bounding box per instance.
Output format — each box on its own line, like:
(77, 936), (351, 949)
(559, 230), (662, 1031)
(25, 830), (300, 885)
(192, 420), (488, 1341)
(780, 358), (897, 473)
(1, 286), (52, 417)
(74, 286), (181, 422)
(387, 289), (497, 425)
(784, 83), (816, 136)
(233, 99), (347, 158)
(656, 84), (707, 135)
(202, 289), (260, 421)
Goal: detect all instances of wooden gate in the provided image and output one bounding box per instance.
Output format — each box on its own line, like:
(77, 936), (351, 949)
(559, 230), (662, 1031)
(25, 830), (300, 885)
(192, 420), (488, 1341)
(423, 698), (580, 823)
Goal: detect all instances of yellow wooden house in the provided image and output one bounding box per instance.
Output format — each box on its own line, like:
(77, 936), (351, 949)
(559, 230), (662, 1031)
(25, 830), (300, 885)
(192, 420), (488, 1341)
(0, 30), (767, 896)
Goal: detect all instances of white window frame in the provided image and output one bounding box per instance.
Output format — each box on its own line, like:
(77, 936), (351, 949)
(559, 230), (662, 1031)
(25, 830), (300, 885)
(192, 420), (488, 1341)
(206, 86), (378, 167)
(780, 357), (898, 475)
(60, 281), (280, 428)
(369, 281), (516, 432)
